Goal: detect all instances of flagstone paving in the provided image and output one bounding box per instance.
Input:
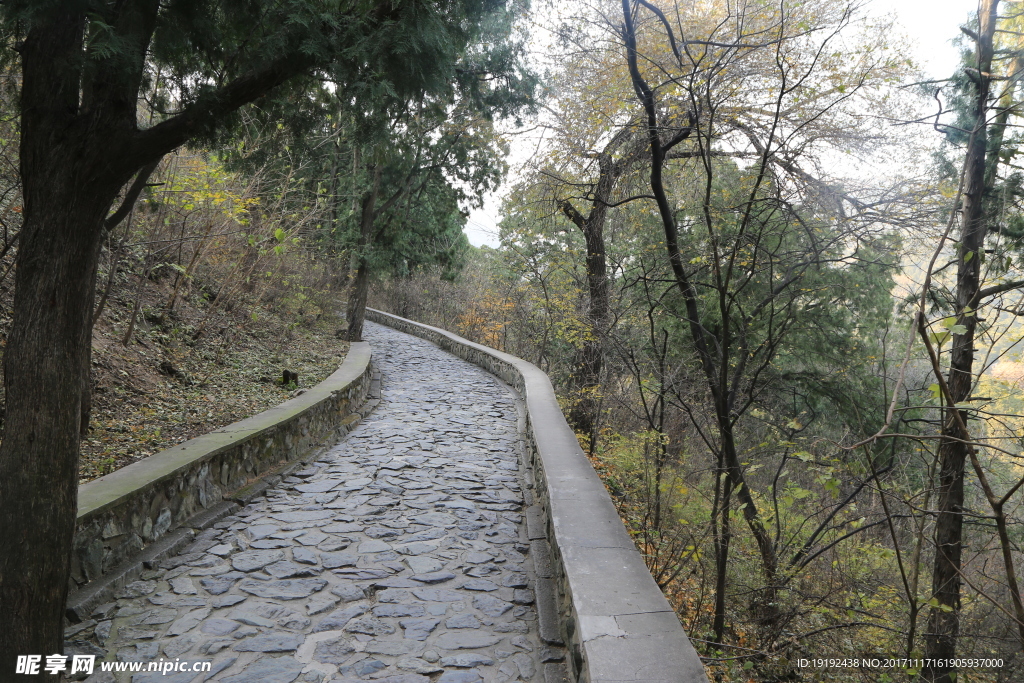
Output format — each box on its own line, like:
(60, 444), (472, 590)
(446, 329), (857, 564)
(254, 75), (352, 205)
(80, 321), (552, 683)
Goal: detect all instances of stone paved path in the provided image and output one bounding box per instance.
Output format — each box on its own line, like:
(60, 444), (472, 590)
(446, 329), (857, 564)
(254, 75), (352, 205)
(82, 322), (548, 683)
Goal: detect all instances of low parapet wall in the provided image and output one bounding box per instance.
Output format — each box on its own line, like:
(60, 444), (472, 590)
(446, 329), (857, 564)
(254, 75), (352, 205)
(69, 342), (375, 617)
(365, 309), (708, 683)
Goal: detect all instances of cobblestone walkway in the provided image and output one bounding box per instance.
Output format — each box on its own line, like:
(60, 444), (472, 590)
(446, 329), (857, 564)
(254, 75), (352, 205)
(84, 322), (548, 683)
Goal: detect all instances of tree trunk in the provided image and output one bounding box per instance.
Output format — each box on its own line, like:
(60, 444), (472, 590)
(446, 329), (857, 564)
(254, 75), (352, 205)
(621, 0), (779, 628)
(0, 10), (135, 665)
(0, 0), (341, 664)
(559, 144), (620, 443)
(346, 168), (380, 342)
(346, 259), (372, 341)
(711, 463), (731, 645)
(717, 407), (778, 624)
(562, 201), (608, 443)
(923, 3), (997, 681)
(0, 156), (119, 670)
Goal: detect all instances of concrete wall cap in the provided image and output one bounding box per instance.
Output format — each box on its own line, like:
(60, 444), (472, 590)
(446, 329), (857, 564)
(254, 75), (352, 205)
(77, 342), (372, 521)
(365, 310), (707, 683)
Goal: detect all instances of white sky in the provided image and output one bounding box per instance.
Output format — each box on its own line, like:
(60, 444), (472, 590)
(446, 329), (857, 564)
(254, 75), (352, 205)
(462, 0), (982, 247)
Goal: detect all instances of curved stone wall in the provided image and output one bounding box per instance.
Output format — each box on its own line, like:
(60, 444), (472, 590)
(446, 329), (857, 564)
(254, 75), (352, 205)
(365, 310), (708, 683)
(69, 343), (375, 617)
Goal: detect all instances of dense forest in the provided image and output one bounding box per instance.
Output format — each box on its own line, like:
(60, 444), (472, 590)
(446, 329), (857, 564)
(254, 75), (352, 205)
(0, 1), (1022, 682)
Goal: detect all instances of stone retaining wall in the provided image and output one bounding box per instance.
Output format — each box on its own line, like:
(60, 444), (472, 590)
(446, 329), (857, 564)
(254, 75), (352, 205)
(71, 343), (374, 598)
(365, 310), (708, 683)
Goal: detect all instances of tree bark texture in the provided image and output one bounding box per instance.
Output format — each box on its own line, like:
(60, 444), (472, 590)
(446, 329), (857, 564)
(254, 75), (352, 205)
(558, 125), (650, 444)
(0, 2), (319, 666)
(0, 11), (141, 668)
(923, 2), (997, 681)
(346, 168), (380, 342)
(559, 175), (612, 440)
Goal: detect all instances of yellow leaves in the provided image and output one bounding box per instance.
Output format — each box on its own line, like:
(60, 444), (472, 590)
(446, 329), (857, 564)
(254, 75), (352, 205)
(160, 155), (256, 224)
(455, 293), (515, 348)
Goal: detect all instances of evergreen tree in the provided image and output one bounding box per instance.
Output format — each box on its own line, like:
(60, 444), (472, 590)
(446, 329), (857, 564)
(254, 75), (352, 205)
(0, 0), (534, 665)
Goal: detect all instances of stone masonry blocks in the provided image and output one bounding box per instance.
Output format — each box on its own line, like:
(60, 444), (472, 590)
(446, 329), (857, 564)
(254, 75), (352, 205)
(70, 343), (373, 592)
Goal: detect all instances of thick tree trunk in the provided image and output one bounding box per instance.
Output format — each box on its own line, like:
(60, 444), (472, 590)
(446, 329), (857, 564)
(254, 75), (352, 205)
(559, 146), (619, 443)
(346, 169), (380, 342)
(0, 11), (127, 667)
(564, 208), (608, 442)
(0, 0), (332, 668)
(0, 168), (117, 669)
(346, 260), (371, 341)
(923, 3), (997, 681)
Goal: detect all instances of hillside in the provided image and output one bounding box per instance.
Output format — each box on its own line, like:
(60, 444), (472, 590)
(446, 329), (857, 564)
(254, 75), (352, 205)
(0, 260), (349, 484)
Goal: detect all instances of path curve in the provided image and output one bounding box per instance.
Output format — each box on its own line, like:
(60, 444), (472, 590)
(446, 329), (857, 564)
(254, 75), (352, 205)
(83, 321), (549, 683)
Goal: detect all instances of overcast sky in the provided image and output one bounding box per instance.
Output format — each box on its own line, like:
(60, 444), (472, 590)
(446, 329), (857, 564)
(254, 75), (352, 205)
(463, 0), (981, 247)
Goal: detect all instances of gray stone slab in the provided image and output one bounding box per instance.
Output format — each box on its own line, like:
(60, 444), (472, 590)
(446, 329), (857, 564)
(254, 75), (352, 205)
(263, 560), (319, 579)
(471, 594), (512, 617)
(535, 577), (562, 646)
(269, 510), (334, 523)
(525, 505), (546, 540)
(543, 661), (570, 683)
(320, 552), (358, 569)
(231, 549), (285, 572)
(292, 547), (318, 565)
(211, 594), (246, 609)
(247, 524), (280, 540)
(395, 542), (440, 556)
(306, 594), (339, 616)
(440, 653), (494, 667)
(343, 616), (396, 636)
(249, 539), (292, 549)
(230, 611), (275, 628)
(169, 577), (197, 595)
(461, 579), (498, 592)
(411, 571), (455, 584)
(220, 655), (305, 683)
(501, 573), (528, 588)
(294, 479), (341, 493)
(237, 578), (327, 600)
(199, 575), (237, 595)
(410, 512), (456, 526)
(400, 617), (441, 640)
(434, 632), (502, 650)
(313, 604), (368, 632)
(411, 588), (464, 602)
(312, 636), (356, 664)
(200, 618), (239, 636)
(372, 603), (426, 618)
(357, 539), (392, 553)
(296, 530), (328, 546)
(445, 613), (481, 629)
(233, 633), (303, 652)
(406, 556), (443, 574)
(330, 583), (366, 602)
(365, 641), (423, 657)
(166, 608), (209, 636)
(375, 577), (420, 588)
(163, 634), (199, 658)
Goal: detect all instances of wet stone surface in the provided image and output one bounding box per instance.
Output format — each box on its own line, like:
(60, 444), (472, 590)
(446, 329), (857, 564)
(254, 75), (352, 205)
(78, 322), (546, 683)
